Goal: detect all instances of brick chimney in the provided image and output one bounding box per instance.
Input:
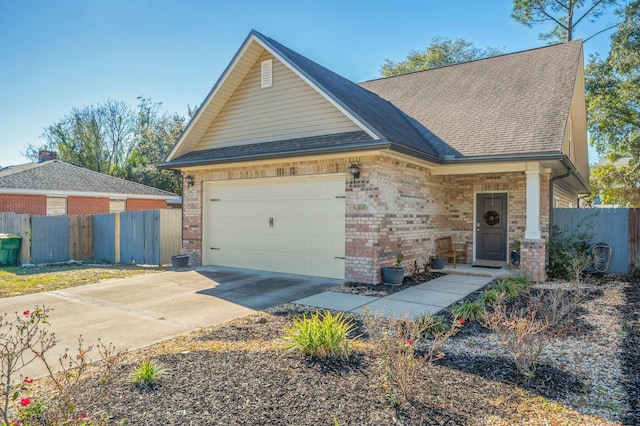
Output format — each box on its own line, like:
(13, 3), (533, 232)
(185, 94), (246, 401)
(38, 150), (57, 163)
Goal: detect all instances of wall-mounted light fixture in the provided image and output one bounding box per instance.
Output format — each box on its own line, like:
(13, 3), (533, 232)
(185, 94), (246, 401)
(348, 163), (361, 181)
(185, 175), (195, 187)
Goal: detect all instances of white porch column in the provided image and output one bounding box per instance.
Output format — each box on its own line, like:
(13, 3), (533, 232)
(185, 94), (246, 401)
(524, 169), (542, 239)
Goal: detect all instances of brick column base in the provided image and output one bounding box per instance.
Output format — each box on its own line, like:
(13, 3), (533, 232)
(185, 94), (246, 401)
(521, 239), (547, 282)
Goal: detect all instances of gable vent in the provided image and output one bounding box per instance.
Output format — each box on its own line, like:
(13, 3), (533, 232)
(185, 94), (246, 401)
(261, 59), (273, 88)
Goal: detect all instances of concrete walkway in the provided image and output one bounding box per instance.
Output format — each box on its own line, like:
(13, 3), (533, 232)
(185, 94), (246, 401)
(294, 273), (496, 319)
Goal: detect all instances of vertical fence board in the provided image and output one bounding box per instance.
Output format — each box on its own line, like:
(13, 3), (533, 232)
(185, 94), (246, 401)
(159, 209), (182, 265)
(120, 211), (145, 265)
(31, 216), (69, 263)
(0, 212), (31, 264)
(144, 210), (160, 265)
(630, 209), (640, 272)
(68, 215), (93, 260)
(93, 214), (116, 263)
(553, 208), (628, 273)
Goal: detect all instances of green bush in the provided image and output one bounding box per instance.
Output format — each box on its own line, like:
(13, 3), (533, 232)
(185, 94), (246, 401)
(547, 223), (593, 280)
(130, 359), (162, 387)
(452, 300), (485, 322)
(284, 310), (355, 359)
(416, 313), (447, 337)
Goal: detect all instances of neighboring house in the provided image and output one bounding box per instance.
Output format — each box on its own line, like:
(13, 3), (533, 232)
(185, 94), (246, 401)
(160, 30), (589, 283)
(0, 151), (177, 216)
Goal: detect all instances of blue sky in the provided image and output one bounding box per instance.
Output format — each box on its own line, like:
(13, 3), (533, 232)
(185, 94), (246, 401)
(0, 0), (622, 167)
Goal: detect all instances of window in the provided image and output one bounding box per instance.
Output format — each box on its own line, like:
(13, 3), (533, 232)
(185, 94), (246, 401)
(109, 199), (125, 213)
(553, 196), (561, 208)
(46, 197), (67, 216)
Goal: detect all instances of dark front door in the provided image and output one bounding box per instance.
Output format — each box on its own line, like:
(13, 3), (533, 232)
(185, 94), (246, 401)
(476, 193), (507, 261)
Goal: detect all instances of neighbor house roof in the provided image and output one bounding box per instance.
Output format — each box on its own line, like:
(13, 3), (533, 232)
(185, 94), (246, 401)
(162, 31), (583, 169)
(0, 160), (176, 199)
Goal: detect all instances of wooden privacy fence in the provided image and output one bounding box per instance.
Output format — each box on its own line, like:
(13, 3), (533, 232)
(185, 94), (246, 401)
(553, 208), (635, 273)
(0, 212), (30, 264)
(2, 209), (181, 266)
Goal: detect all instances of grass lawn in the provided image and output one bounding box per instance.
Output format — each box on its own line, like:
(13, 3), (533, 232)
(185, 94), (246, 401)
(0, 264), (167, 298)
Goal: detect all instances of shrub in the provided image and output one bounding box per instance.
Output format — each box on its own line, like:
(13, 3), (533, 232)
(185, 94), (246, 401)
(367, 315), (461, 405)
(452, 300), (485, 322)
(131, 359), (163, 387)
(284, 310), (356, 359)
(1, 307), (123, 426)
(547, 222), (593, 280)
(415, 313), (447, 337)
(529, 287), (584, 332)
(0, 307), (56, 425)
(484, 304), (550, 377)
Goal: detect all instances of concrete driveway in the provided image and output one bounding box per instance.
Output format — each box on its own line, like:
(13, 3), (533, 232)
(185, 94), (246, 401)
(0, 266), (340, 378)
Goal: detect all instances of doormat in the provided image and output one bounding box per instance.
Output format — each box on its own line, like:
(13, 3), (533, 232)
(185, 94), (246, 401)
(471, 265), (502, 269)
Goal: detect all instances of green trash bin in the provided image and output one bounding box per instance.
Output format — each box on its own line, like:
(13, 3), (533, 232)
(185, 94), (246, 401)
(0, 234), (22, 266)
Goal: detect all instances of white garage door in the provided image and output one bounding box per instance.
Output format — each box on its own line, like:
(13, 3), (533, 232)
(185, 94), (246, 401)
(202, 174), (345, 279)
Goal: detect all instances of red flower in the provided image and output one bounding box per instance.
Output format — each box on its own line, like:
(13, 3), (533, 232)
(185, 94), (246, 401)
(19, 398), (31, 407)
(458, 318), (465, 324)
(81, 414), (87, 419)
(22, 310), (29, 316)
(406, 338), (413, 345)
(23, 378), (33, 384)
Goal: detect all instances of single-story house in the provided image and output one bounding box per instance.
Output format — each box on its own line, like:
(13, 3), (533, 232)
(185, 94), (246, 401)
(160, 30), (589, 283)
(0, 151), (177, 216)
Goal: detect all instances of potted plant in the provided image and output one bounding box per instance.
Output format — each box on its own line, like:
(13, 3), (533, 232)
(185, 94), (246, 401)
(381, 253), (405, 285)
(511, 241), (521, 266)
(430, 255), (446, 269)
(171, 253), (189, 268)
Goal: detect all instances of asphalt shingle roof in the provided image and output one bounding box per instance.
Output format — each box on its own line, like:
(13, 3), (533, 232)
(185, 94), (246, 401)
(169, 131), (380, 166)
(0, 160), (176, 198)
(162, 32), (582, 168)
(258, 32), (442, 159)
(359, 41), (583, 158)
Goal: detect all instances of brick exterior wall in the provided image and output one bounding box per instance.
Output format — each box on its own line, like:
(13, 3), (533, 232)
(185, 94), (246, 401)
(521, 238), (547, 282)
(0, 194), (46, 216)
(67, 196), (110, 215)
(346, 156), (448, 283)
(126, 199), (167, 211)
(183, 156), (550, 284)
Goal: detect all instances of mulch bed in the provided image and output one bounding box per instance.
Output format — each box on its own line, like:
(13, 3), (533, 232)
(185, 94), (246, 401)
(27, 274), (639, 425)
(334, 271), (445, 297)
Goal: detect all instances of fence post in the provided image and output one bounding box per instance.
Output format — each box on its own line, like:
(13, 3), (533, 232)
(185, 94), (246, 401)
(114, 213), (120, 264)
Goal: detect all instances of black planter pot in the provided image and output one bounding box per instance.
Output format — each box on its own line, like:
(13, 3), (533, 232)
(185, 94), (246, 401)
(511, 250), (521, 266)
(431, 257), (446, 269)
(381, 267), (405, 285)
(171, 255), (189, 268)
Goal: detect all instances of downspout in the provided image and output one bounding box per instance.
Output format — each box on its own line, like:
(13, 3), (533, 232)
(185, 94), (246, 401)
(549, 168), (572, 233)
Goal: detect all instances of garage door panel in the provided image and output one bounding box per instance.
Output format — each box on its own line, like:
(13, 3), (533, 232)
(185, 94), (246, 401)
(272, 202), (306, 217)
(203, 175), (345, 279)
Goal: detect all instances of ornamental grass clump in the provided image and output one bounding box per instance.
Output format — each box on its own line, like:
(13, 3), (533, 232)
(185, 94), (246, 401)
(493, 274), (530, 300)
(130, 359), (163, 388)
(451, 300), (485, 322)
(415, 313), (447, 337)
(284, 310), (356, 359)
